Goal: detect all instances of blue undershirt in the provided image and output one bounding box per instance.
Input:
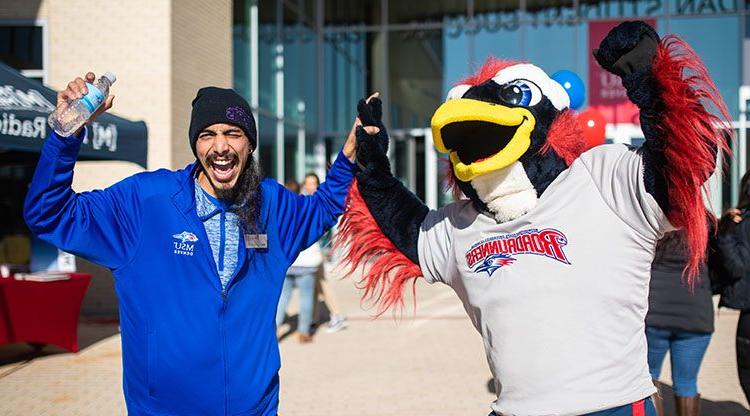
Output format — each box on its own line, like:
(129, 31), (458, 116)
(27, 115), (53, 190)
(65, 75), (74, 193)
(194, 179), (240, 289)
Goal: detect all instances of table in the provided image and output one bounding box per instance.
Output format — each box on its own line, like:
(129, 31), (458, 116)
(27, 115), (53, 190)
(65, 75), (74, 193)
(0, 273), (92, 352)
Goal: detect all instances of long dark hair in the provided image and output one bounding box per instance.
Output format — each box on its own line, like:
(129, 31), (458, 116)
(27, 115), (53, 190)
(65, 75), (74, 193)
(738, 170), (750, 212)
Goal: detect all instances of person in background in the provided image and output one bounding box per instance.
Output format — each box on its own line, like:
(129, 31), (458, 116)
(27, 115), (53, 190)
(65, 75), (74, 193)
(717, 170), (750, 405)
(302, 172), (347, 333)
(301, 173), (319, 196)
(276, 179), (321, 343)
(645, 225), (722, 416)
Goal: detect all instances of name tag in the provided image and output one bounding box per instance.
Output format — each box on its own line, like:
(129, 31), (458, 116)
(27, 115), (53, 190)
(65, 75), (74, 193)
(244, 234), (268, 249)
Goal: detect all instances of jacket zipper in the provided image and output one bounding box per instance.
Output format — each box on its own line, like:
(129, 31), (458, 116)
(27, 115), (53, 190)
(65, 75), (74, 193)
(219, 211), (226, 272)
(203, 217), (228, 416)
(220, 292), (229, 415)
(211, 220), (247, 415)
(184, 176), (234, 415)
(218, 229), (251, 414)
(219, 229), (242, 415)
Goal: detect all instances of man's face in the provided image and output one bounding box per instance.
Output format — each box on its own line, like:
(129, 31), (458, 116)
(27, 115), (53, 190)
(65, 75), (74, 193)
(196, 123), (252, 193)
(302, 176), (319, 195)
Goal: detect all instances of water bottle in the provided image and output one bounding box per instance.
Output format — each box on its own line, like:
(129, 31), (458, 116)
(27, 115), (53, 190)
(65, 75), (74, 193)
(48, 72), (116, 137)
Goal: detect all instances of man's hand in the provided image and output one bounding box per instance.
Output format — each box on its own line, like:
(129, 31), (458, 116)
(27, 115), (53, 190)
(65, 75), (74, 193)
(57, 72), (115, 135)
(342, 92), (379, 163)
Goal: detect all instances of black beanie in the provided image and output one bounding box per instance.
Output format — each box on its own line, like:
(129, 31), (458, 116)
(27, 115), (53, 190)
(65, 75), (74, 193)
(188, 87), (257, 157)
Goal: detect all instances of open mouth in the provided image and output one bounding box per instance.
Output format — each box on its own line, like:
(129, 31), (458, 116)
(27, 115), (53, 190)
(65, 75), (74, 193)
(209, 156), (239, 183)
(441, 118), (526, 165)
(430, 98), (536, 182)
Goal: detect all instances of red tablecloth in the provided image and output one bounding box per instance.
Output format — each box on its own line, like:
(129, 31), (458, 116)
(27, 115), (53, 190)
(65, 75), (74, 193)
(0, 273), (92, 352)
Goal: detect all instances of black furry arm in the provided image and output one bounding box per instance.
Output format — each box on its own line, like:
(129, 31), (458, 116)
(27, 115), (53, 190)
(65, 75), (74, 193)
(355, 97), (429, 264)
(593, 21), (673, 211)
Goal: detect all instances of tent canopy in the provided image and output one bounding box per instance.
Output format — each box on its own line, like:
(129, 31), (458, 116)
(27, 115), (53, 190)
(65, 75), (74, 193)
(0, 62), (147, 167)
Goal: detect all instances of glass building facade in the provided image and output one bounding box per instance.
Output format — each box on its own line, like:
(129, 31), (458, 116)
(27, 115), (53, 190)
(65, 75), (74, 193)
(233, 0), (748, 210)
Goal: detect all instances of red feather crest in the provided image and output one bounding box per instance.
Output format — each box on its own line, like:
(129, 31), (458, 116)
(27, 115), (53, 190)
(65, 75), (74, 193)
(334, 180), (424, 316)
(542, 109), (586, 166)
(652, 35), (732, 284)
(459, 57), (523, 87)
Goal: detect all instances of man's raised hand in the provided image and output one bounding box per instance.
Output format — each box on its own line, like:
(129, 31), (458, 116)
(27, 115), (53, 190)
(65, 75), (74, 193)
(56, 72), (115, 134)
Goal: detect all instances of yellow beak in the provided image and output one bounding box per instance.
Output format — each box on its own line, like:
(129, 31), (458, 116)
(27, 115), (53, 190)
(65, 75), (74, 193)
(430, 98), (535, 182)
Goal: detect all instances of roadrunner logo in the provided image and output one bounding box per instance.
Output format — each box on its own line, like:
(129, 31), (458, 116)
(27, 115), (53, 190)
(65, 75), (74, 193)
(466, 228), (571, 276)
(473, 253), (517, 276)
(172, 231), (198, 256)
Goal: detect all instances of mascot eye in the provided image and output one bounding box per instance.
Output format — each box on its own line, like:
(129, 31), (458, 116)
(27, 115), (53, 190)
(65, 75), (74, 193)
(498, 80), (542, 107)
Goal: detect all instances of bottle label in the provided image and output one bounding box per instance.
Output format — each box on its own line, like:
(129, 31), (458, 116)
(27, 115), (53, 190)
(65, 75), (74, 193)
(80, 83), (105, 113)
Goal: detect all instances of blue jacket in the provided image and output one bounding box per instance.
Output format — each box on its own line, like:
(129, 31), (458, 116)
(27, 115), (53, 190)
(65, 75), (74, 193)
(24, 130), (355, 415)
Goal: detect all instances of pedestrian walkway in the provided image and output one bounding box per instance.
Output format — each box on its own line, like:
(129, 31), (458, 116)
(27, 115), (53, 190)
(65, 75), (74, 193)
(0, 324), (125, 416)
(0, 267), (748, 415)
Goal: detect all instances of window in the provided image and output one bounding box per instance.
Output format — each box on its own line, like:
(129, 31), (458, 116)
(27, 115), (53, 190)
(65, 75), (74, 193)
(0, 24), (45, 83)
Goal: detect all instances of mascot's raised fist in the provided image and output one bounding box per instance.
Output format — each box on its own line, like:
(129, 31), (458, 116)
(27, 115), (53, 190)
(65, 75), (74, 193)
(355, 96), (390, 172)
(594, 20), (660, 77)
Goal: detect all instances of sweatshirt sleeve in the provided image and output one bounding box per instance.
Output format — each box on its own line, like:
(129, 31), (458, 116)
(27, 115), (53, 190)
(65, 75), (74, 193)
(578, 144), (674, 240)
(418, 204), (456, 285)
(273, 151), (355, 262)
(23, 129), (143, 270)
(717, 220), (750, 284)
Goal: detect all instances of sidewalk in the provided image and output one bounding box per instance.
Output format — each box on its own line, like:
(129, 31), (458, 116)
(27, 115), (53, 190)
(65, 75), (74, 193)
(1, 269), (748, 415)
(0, 324), (124, 416)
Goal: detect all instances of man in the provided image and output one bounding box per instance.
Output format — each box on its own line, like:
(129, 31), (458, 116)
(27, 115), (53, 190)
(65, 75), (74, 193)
(24, 72), (364, 415)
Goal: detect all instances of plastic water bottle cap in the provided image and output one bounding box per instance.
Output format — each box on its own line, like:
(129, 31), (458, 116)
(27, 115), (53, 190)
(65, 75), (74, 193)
(103, 71), (117, 84)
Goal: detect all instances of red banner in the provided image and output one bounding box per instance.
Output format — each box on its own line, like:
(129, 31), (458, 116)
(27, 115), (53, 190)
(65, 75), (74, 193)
(588, 19), (656, 125)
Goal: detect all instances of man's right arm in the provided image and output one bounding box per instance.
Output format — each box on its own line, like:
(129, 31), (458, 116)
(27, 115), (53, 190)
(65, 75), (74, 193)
(24, 128), (142, 270)
(24, 72), (140, 271)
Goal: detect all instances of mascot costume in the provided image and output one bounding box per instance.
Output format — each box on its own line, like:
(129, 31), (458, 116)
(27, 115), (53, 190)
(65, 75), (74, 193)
(337, 21), (731, 416)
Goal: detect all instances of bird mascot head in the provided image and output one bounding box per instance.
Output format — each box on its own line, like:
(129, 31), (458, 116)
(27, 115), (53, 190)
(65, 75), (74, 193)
(432, 59), (586, 222)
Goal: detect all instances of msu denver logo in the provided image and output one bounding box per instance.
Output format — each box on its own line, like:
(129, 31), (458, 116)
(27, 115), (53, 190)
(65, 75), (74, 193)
(172, 231), (198, 256)
(466, 228), (571, 276)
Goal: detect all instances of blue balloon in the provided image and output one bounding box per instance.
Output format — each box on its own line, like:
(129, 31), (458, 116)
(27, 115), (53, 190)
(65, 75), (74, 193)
(551, 70), (586, 110)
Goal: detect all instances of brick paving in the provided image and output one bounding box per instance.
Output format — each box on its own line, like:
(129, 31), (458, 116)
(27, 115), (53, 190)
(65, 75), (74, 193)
(1, 267), (748, 415)
(0, 325), (124, 416)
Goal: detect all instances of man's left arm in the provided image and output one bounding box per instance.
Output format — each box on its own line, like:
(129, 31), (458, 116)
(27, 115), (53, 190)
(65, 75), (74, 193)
(274, 151), (356, 261)
(274, 95), (376, 261)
